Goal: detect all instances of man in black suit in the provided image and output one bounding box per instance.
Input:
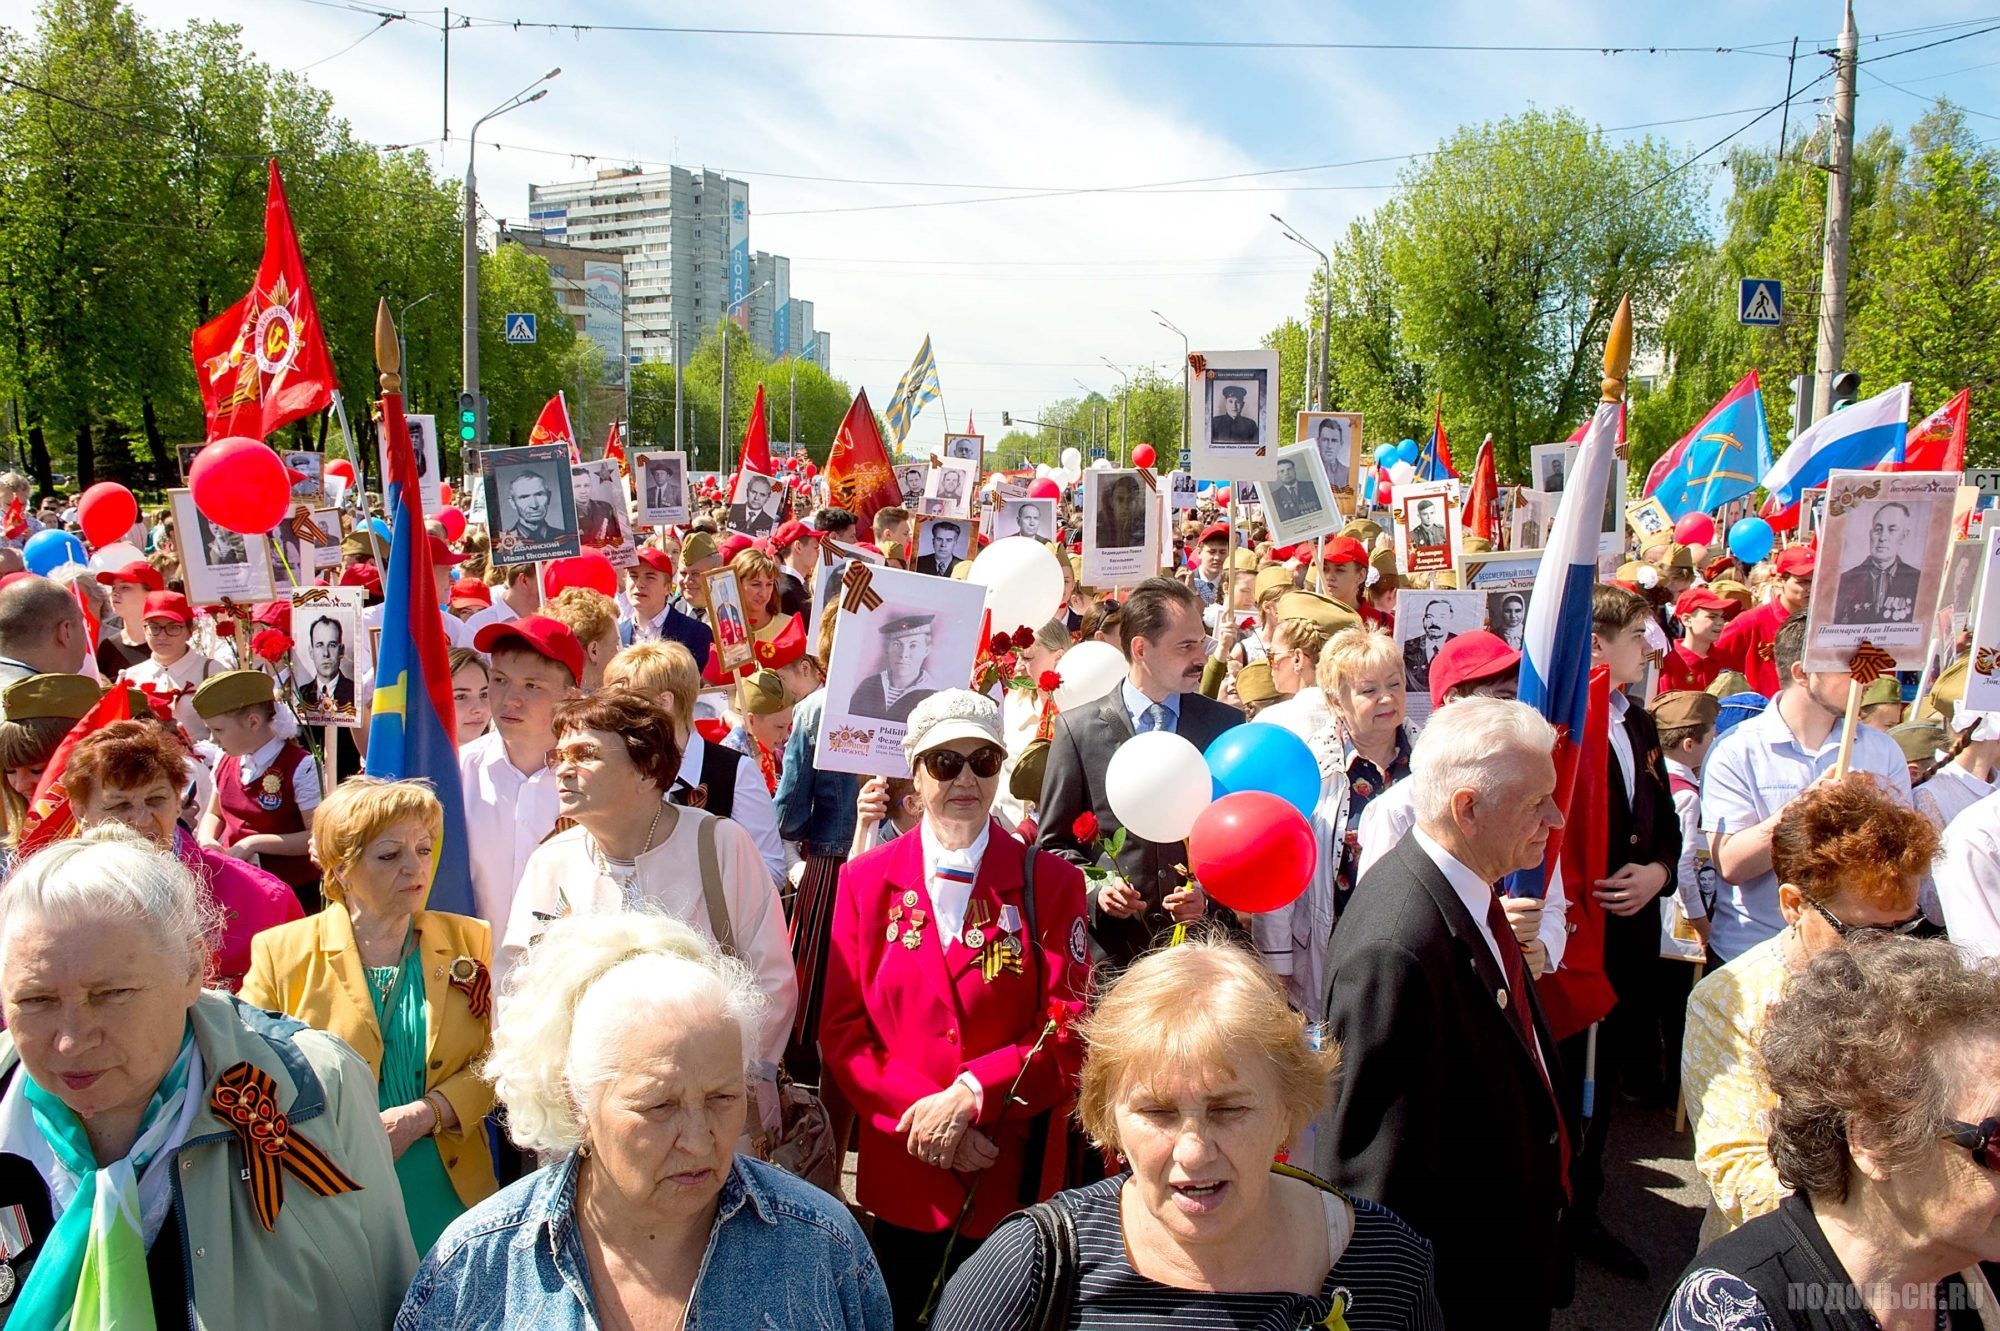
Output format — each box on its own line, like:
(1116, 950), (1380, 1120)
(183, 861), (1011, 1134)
(1833, 500), (1923, 623)
(1316, 696), (1573, 1329)
(298, 615), (355, 711)
(1209, 382), (1258, 444)
(912, 520), (964, 577)
(1038, 577), (1242, 970)
(1266, 457), (1320, 524)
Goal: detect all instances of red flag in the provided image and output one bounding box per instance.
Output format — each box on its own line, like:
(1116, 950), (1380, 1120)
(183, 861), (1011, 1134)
(1535, 663), (1617, 1042)
(1462, 433), (1499, 543)
(2, 496), (25, 541)
(825, 388), (904, 529)
(69, 578), (99, 657)
(602, 419), (628, 477)
(966, 410), (976, 434)
(17, 685), (136, 860)
(1889, 388), (1968, 474)
(190, 159), (338, 442)
(528, 393), (579, 463)
(730, 383), (774, 495)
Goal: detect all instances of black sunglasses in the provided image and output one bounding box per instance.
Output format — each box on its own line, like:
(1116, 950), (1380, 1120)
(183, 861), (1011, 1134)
(1942, 1116), (2000, 1171)
(1802, 894), (1937, 940)
(917, 745), (1006, 782)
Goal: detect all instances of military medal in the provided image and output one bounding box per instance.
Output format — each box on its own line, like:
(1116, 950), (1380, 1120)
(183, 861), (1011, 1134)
(962, 900), (990, 953)
(886, 903), (904, 942)
(902, 889), (919, 908)
(0, 1203), (29, 1304)
(901, 908), (927, 950)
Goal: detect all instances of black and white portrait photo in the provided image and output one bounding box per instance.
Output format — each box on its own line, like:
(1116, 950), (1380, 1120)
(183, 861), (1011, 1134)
(943, 433), (983, 463)
(1082, 467), (1156, 588)
(1209, 377), (1260, 446)
(170, 489), (275, 604)
(1297, 411), (1362, 496)
(291, 587), (367, 728)
(896, 463), (928, 509)
(638, 451), (689, 526)
(482, 443), (581, 567)
(1532, 445), (1568, 494)
(912, 518), (968, 577)
(198, 511), (249, 568)
(849, 612), (945, 723)
(381, 414), (443, 513)
(1191, 350), (1279, 481)
(1804, 470), (1956, 672)
(815, 566), (986, 776)
(1169, 470), (1198, 511)
(1486, 591), (1529, 652)
(1943, 538), (1984, 635)
(922, 457), (977, 519)
(1530, 443), (1627, 550)
(1094, 471), (1147, 549)
(571, 458), (637, 568)
(1263, 443), (1340, 545)
(1394, 589), (1485, 725)
(995, 497), (1056, 544)
(284, 451), (324, 504)
(726, 469), (783, 540)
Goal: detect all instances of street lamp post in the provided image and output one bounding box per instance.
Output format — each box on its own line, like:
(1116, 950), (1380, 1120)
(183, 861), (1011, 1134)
(462, 68), (561, 400)
(1100, 356), (1130, 465)
(719, 280), (773, 475)
(1271, 214), (1331, 412)
(397, 290), (440, 407)
(1152, 310), (1189, 465)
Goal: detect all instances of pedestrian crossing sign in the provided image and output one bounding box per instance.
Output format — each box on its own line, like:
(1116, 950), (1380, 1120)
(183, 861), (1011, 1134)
(1738, 280), (1782, 327)
(504, 313), (538, 344)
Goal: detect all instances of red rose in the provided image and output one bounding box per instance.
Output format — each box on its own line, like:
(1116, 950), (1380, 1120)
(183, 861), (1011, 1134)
(1071, 811), (1099, 842)
(250, 629), (293, 665)
(1011, 627), (1037, 650)
(1037, 670), (1062, 693)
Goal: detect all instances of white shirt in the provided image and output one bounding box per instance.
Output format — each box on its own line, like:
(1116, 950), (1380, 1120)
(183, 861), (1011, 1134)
(1939, 788), (2000, 962)
(1665, 759), (1711, 923)
(235, 735), (322, 811)
(1410, 824), (1554, 1075)
(119, 652), (219, 741)
(457, 730), (561, 930)
(919, 816), (991, 946)
(1607, 691), (1637, 803)
(498, 811), (798, 1071)
(677, 732), (787, 889)
(462, 595), (524, 640)
(1916, 762), (1997, 831)
(1356, 782), (1570, 970)
(1255, 686), (1330, 742)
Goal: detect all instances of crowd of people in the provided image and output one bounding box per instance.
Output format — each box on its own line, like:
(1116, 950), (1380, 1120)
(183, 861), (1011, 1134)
(0, 458), (1989, 1330)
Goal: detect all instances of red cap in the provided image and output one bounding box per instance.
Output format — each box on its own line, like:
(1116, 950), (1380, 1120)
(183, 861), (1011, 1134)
(771, 520), (819, 551)
(541, 552), (618, 599)
(448, 579), (492, 607)
(718, 534), (758, 564)
(1429, 630), (1521, 711)
(338, 562), (383, 597)
(1322, 536), (1368, 566)
(751, 613), (807, 669)
(142, 590), (194, 625)
(95, 560), (165, 593)
(633, 546), (674, 577)
(1196, 522), (1230, 546)
(475, 614), (584, 684)
(429, 535), (465, 568)
(251, 600), (291, 632)
(1774, 545), (1816, 578)
(1675, 586), (1735, 617)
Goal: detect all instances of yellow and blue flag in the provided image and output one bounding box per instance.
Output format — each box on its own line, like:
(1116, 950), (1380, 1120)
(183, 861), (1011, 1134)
(883, 335), (942, 448)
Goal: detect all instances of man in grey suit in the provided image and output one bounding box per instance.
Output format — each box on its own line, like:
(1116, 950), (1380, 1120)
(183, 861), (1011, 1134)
(1038, 577), (1243, 970)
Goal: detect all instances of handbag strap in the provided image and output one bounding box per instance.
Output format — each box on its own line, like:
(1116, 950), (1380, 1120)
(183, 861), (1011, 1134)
(1023, 1196), (1080, 1331)
(696, 814), (735, 957)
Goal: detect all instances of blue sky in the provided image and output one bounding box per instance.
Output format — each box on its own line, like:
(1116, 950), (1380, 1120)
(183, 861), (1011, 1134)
(132, 1), (2000, 451)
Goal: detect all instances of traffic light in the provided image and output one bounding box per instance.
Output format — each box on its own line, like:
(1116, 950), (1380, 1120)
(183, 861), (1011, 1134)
(1830, 371), (1861, 411)
(1789, 374), (1815, 439)
(457, 392), (487, 447)
(1001, 411), (1012, 427)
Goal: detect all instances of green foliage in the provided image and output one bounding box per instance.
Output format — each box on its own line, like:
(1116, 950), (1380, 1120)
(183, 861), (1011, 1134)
(668, 320), (856, 472)
(477, 242), (580, 449)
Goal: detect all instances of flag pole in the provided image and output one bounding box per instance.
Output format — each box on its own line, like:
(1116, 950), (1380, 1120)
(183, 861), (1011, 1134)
(1833, 675), (1866, 779)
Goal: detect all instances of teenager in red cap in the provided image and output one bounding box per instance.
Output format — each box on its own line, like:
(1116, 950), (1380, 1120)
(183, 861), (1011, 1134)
(94, 559), (165, 675)
(616, 545), (713, 663)
(1710, 545), (1814, 697)
(1189, 522), (1231, 605)
(771, 519), (821, 618)
(458, 615), (582, 929)
(1317, 535), (1370, 613)
(1660, 586), (1736, 693)
(116, 590), (223, 741)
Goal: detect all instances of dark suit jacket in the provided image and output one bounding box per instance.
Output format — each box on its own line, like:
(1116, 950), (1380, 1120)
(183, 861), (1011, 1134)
(912, 553), (959, 578)
(1036, 684), (1242, 970)
(1602, 699), (1683, 990)
(298, 673), (354, 708)
(1833, 557), (1921, 623)
(1315, 831), (1572, 1328)
(617, 606), (714, 666)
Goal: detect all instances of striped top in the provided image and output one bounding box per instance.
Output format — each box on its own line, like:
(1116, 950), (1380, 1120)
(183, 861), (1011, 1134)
(932, 1172), (1443, 1330)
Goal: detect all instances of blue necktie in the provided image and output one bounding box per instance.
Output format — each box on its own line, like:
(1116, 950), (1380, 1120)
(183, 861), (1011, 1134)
(1138, 703), (1170, 734)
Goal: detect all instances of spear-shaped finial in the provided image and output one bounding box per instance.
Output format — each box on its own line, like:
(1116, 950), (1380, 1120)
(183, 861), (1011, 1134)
(1601, 293), (1633, 404)
(375, 298), (401, 397)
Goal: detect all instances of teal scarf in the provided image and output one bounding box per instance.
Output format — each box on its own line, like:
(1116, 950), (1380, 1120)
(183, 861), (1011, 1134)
(16, 1025), (199, 1331)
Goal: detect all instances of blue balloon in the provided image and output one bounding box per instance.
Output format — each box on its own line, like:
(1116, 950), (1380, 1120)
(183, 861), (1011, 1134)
(1204, 723), (1320, 818)
(1396, 437), (1420, 464)
(1373, 444), (1397, 468)
(23, 529), (86, 576)
(1727, 516), (1775, 565)
(367, 516), (392, 541)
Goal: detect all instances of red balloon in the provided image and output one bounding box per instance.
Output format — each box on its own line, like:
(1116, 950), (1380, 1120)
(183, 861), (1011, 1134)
(76, 482), (138, 550)
(804, 461), (819, 478)
(438, 482), (455, 507)
(436, 506), (468, 542)
(188, 436), (291, 535)
(1216, 486), (1232, 505)
(1027, 478), (1062, 500)
(1188, 792), (1316, 913)
(1673, 512), (1717, 546)
(324, 457), (357, 484)
(1132, 443), (1157, 469)
(543, 551), (618, 599)
(1378, 482), (1393, 506)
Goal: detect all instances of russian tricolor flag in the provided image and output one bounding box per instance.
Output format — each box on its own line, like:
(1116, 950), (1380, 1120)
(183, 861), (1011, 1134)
(1764, 382), (1911, 508)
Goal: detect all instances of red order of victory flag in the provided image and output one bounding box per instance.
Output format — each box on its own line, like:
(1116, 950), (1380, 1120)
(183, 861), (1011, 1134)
(1888, 388), (1969, 474)
(528, 392), (580, 462)
(1462, 433), (1499, 543)
(824, 388), (904, 531)
(602, 419), (628, 476)
(190, 159), (338, 441)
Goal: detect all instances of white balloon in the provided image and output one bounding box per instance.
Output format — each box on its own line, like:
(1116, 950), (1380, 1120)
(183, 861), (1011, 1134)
(1060, 447), (1082, 471)
(1387, 460), (1418, 486)
(1090, 457), (1112, 470)
(87, 540), (146, 572)
(1034, 464), (1054, 479)
(1050, 640), (1127, 711)
(969, 537), (1064, 636)
(1105, 731), (1213, 843)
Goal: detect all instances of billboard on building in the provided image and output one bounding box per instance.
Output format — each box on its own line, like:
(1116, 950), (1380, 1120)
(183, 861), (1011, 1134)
(728, 180), (750, 328)
(581, 260), (625, 378)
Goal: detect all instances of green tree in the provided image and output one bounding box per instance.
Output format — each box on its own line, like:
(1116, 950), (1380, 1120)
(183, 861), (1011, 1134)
(476, 242), (580, 449)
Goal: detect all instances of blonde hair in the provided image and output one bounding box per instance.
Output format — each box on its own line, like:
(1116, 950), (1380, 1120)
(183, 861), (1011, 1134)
(309, 777), (445, 902)
(730, 549), (784, 617)
(544, 586), (619, 652)
(486, 912), (765, 1154)
(1075, 936), (1338, 1152)
(1316, 624), (1402, 695)
(603, 639), (699, 735)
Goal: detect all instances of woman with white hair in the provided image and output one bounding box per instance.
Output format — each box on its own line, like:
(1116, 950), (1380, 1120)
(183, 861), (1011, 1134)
(0, 825), (414, 1327)
(396, 912), (891, 1329)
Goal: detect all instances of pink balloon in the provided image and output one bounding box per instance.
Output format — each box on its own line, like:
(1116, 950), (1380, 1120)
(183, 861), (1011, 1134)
(543, 551), (618, 598)
(1027, 478), (1061, 500)
(1673, 512), (1717, 546)
(436, 506), (467, 542)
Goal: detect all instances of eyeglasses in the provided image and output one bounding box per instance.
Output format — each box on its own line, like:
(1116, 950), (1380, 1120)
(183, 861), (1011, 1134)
(916, 745), (1006, 782)
(544, 740), (607, 770)
(1942, 1116), (2000, 1171)
(144, 620), (189, 638)
(1801, 893), (1935, 940)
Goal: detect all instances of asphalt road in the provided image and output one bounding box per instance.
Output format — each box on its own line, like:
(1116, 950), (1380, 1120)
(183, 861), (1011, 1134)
(1557, 1103), (1708, 1331)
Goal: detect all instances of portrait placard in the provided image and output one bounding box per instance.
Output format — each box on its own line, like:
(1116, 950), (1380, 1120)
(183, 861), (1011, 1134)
(570, 458), (638, 569)
(704, 568), (755, 674)
(1168, 470), (1198, 511)
(893, 460), (929, 512)
(943, 433), (984, 463)
(992, 497), (1057, 545)
(1943, 537), (1985, 639)
(1295, 411), (1362, 499)
(911, 515), (973, 578)
(815, 565), (988, 777)
(635, 451), (690, 527)
(1530, 443), (1626, 554)
(1263, 442), (1341, 545)
(1960, 526), (2000, 712)
(1626, 496), (1673, 544)
(1393, 481), (1461, 577)
(283, 451), (324, 506)
(379, 414), (442, 516)
(725, 468), (785, 540)
(1803, 470), (1958, 672)
(1082, 468), (1158, 588)
(1485, 588), (1531, 653)
(1394, 589), (1486, 727)
(1509, 488), (1552, 552)
(270, 505), (341, 594)
(170, 488), (275, 605)
(921, 456), (978, 519)
(1190, 350), (1280, 482)
(483, 444), (579, 567)
(291, 585), (367, 728)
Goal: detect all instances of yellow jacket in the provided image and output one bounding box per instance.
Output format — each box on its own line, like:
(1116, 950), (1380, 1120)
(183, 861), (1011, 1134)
(240, 905), (498, 1209)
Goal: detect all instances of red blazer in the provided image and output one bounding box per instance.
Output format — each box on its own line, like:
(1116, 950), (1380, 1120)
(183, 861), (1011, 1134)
(820, 819), (1089, 1238)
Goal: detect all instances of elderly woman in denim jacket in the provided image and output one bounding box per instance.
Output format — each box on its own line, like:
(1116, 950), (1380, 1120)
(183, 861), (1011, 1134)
(396, 911), (892, 1330)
